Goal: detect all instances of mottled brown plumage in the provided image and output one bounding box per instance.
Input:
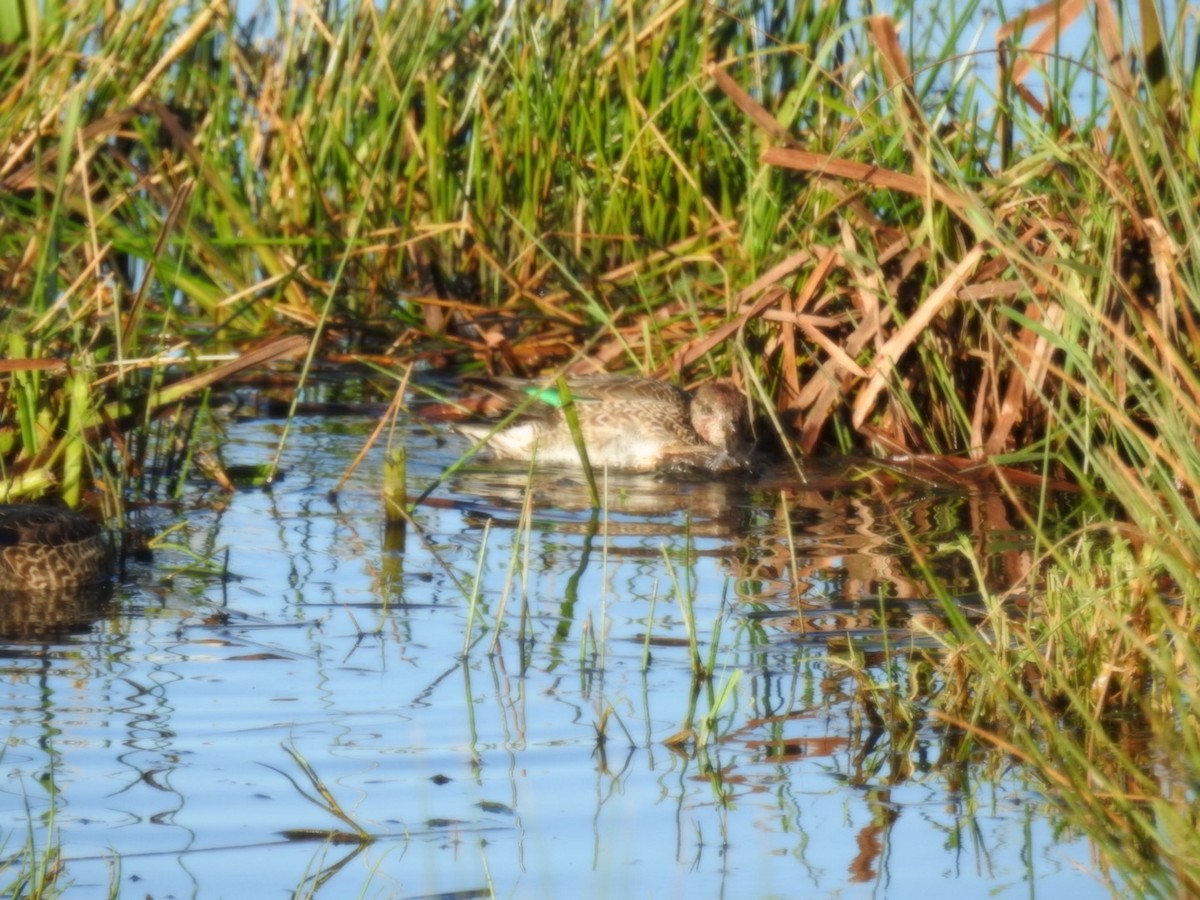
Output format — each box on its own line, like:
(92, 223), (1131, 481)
(0, 505), (113, 592)
(453, 376), (752, 472)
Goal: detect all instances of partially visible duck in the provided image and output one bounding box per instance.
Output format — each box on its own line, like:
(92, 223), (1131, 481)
(0, 505), (113, 592)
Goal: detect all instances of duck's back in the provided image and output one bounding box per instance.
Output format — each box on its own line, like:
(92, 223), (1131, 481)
(0, 505), (112, 592)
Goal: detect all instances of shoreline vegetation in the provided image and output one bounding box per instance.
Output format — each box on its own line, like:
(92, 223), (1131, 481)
(2, 0), (1198, 894)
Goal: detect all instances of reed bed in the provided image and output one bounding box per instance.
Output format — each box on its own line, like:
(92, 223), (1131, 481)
(2, 0), (1200, 894)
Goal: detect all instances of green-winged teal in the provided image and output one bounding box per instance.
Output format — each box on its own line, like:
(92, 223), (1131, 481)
(0, 505), (113, 592)
(452, 376), (752, 472)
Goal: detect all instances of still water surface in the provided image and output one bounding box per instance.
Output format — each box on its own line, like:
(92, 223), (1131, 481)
(1, 413), (1108, 898)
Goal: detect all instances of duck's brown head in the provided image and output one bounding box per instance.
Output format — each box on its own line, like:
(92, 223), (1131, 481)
(688, 382), (751, 456)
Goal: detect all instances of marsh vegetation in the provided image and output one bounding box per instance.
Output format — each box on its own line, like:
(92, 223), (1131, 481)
(1, 0), (1198, 896)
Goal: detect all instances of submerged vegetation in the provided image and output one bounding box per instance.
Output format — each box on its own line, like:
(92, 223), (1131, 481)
(2, 0), (1200, 894)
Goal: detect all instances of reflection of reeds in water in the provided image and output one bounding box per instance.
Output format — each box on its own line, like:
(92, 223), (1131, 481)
(718, 471), (1042, 648)
(423, 444), (1200, 895)
(445, 456), (1046, 648)
(431, 453), (1055, 760)
(448, 463), (756, 539)
(744, 596), (995, 648)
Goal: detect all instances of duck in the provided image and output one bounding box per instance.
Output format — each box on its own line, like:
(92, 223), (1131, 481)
(0, 504), (113, 592)
(450, 376), (753, 473)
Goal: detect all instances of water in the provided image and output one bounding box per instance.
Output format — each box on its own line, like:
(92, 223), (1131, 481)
(0, 413), (1108, 898)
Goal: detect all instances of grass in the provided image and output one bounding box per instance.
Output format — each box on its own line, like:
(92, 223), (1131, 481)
(925, 535), (1200, 898)
(2, 0), (1200, 894)
(0, 792), (62, 899)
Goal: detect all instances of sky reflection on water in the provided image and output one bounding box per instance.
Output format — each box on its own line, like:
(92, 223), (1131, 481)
(0, 415), (1110, 898)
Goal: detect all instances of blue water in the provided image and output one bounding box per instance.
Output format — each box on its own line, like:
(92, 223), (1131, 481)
(0, 415), (1110, 898)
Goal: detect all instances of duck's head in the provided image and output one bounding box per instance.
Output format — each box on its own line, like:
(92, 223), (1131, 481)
(688, 382), (751, 457)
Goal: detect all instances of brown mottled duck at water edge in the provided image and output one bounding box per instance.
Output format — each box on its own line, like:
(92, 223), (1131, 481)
(449, 376), (754, 473)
